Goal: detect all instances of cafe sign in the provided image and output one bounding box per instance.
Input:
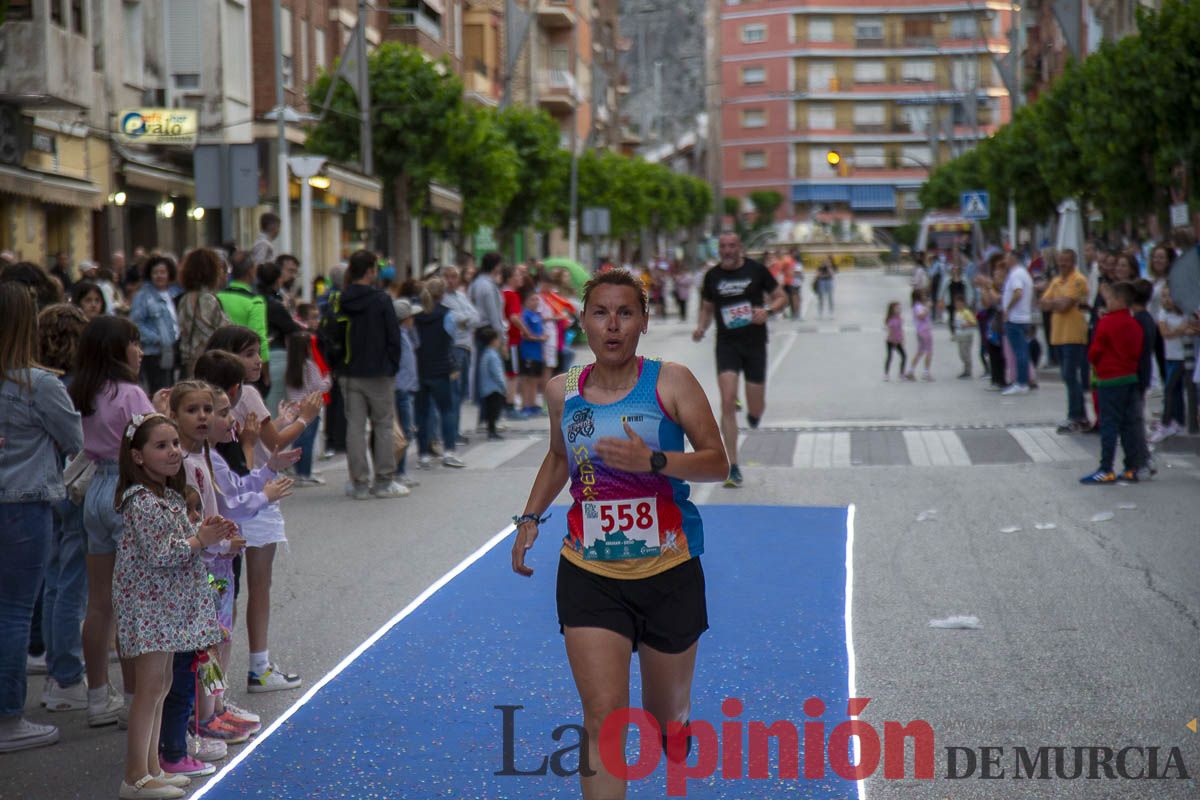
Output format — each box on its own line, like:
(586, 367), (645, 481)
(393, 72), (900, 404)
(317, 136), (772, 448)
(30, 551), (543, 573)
(116, 108), (198, 146)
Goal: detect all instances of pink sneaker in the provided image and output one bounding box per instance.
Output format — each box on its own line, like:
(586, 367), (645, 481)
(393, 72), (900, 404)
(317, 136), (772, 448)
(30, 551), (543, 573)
(160, 754), (216, 777)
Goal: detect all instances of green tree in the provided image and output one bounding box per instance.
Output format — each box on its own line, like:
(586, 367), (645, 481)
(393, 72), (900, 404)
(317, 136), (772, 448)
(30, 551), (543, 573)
(494, 106), (568, 249)
(441, 106), (519, 258)
(748, 190), (783, 232)
(308, 43), (463, 278)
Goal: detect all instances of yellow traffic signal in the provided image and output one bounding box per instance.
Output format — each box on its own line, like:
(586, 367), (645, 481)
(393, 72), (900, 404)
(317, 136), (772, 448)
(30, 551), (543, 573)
(826, 149), (841, 166)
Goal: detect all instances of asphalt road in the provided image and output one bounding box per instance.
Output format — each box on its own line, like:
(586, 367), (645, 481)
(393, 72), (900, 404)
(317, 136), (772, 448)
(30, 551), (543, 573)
(6, 269), (1199, 800)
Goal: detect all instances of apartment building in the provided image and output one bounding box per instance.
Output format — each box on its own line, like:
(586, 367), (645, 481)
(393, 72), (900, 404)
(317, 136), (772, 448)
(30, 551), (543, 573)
(719, 0), (1014, 228)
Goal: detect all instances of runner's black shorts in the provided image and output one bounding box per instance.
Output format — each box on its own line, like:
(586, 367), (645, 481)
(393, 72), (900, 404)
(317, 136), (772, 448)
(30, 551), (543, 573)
(715, 337), (768, 383)
(556, 555), (708, 653)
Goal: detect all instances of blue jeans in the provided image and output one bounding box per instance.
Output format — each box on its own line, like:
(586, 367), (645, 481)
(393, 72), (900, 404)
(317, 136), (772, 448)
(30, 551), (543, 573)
(1004, 322), (1031, 386)
(42, 498), (87, 688)
(416, 376), (456, 456)
(1058, 343), (1089, 422)
(394, 390), (414, 475)
(1098, 383), (1141, 473)
(160, 651), (196, 762)
(450, 347), (471, 435)
(294, 418), (320, 478)
(0, 501), (52, 717)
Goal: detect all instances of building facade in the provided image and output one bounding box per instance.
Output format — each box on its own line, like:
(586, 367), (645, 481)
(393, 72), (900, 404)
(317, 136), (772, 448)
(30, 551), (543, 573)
(718, 0), (1014, 229)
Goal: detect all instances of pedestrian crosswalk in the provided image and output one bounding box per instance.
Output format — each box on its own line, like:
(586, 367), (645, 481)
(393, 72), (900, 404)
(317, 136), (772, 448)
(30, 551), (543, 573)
(459, 425), (1097, 470)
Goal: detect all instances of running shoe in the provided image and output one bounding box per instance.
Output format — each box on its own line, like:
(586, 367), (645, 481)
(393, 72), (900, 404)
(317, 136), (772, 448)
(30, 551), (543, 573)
(1000, 384), (1029, 396)
(247, 663), (301, 693)
(724, 464), (744, 488)
(26, 653), (47, 675)
(1118, 469), (1140, 483)
(217, 708), (261, 736)
(442, 453), (467, 468)
(87, 683), (123, 727)
(187, 732), (227, 762)
(1148, 421), (1180, 443)
(221, 700), (260, 724)
(1056, 420), (1086, 434)
(195, 714), (249, 744)
(371, 481), (410, 499)
(1079, 470), (1117, 485)
(418, 454), (434, 469)
(293, 475), (325, 487)
(43, 677), (87, 711)
(352, 484), (372, 501)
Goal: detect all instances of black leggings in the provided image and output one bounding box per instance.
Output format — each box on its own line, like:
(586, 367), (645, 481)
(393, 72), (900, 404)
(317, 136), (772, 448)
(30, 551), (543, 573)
(885, 342), (907, 375)
(988, 340), (1007, 386)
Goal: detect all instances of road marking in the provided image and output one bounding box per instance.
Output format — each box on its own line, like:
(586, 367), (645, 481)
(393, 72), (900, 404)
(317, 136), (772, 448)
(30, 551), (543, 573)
(845, 504), (866, 800)
(793, 432), (818, 468)
(1010, 428), (1054, 463)
(832, 431), (852, 468)
(189, 523), (518, 799)
(938, 430), (973, 466)
(466, 435), (544, 470)
(767, 330), (798, 379)
(902, 430), (931, 466)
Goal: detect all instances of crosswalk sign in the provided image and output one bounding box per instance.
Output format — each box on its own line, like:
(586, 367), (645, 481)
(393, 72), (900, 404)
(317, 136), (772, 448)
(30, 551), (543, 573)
(961, 191), (990, 220)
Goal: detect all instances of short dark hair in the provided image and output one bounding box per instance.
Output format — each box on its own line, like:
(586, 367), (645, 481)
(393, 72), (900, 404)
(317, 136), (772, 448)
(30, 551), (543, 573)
(1108, 281), (1137, 307)
(275, 253), (299, 269)
(257, 259), (281, 290)
(142, 255), (177, 284)
(478, 326), (500, 347)
(480, 252), (502, 274)
(260, 212), (280, 232)
(192, 349), (247, 392)
(1131, 278), (1154, 305)
(229, 250), (255, 282)
(347, 250), (376, 282)
(581, 268), (647, 316)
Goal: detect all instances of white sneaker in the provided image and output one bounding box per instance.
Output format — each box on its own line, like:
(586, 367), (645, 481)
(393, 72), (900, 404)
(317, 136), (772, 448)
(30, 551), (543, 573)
(1149, 421), (1180, 443)
(188, 732), (228, 762)
(442, 453), (466, 469)
(399, 475), (420, 488)
(418, 454), (434, 469)
(1000, 384), (1030, 396)
(247, 663), (301, 693)
(26, 653), (47, 675)
(44, 677), (88, 711)
(88, 683), (123, 727)
(221, 700), (260, 724)
(370, 481), (410, 499)
(0, 717), (59, 753)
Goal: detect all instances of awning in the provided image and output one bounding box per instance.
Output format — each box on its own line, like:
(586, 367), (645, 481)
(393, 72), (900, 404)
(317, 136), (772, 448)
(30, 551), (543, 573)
(122, 162), (195, 196)
(0, 164), (104, 209)
(325, 164), (382, 209)
(850, 184), (896, 210)
(429, 181), (462, 215)
(792, 184), (850, 204)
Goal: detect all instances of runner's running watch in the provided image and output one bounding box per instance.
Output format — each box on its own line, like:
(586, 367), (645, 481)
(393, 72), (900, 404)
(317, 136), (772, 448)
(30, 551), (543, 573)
(649, 451), (667, 474)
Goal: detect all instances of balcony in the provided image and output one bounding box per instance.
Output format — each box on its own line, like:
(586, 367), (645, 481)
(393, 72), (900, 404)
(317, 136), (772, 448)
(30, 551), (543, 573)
(0, 15), (93, 109)
(388, 6), (442, 44)
(464, 66), (498, 107)
(538, 1), (576, 29)
(538, 69), (578, 113)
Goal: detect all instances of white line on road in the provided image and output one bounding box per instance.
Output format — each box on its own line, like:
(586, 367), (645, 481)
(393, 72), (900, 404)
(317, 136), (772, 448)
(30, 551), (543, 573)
(466, 435), (544, 470)
(767, 330), (799, 380)
(902, 430), (931, 467)
(844, 504), (866, 800)
(937, 430), (973, 466)
(188, 523), (518, 799)
(1010, 428), (1053, 463)
(832, 431), (852, 468)
(793, 432), (818, 469)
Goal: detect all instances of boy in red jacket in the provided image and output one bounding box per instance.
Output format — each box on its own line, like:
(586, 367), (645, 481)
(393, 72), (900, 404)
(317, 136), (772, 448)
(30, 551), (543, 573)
(1081, 281), (1144, 484)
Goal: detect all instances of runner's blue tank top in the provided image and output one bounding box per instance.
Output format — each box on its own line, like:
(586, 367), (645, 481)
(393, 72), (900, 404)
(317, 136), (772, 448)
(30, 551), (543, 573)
(560, 357), (704, 579)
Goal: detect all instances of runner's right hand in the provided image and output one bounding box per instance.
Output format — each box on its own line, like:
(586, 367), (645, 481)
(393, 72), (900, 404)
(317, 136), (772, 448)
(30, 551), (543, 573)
(512, 520), (539, 577)
(692, 327), (705, 342)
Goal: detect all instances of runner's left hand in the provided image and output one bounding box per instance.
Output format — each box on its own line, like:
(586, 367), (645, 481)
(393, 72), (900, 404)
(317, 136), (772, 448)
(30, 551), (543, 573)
(751, 307), (769, 325)
(595, 422), (653, 473)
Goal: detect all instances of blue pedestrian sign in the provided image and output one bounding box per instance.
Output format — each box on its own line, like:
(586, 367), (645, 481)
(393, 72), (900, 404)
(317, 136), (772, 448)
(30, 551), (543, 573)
(961, 190), (990, 220)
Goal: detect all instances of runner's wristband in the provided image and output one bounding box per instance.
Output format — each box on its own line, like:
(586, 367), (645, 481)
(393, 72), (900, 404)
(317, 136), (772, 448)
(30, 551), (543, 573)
(512, 512), (551, 526)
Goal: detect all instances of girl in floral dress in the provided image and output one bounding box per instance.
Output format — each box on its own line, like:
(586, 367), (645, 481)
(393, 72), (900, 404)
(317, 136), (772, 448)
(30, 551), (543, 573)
(113, 413), (236, 800)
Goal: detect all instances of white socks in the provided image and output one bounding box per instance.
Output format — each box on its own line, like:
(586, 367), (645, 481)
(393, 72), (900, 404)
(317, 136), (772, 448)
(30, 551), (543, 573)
(249, 651), (270, 674)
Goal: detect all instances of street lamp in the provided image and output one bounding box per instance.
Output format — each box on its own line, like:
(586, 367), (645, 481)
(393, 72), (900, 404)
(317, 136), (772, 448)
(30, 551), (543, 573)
(287, 155), (328, 303)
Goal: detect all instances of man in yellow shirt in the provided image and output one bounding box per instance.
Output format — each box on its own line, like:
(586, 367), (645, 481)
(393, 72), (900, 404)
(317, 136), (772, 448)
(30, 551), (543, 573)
(1040, 249), (1091, 432)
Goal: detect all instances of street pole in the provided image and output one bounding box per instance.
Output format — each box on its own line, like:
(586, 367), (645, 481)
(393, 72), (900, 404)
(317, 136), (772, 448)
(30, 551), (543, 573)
(567, 16), (579, 262)
(288, 156), (327, 303)
(358, 0), (372, 176)
(1008, 0), (1023, 251)
(273, 0), (291, 254)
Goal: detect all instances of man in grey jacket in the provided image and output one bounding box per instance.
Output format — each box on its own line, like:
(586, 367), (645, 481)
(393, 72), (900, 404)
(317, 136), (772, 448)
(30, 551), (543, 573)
(468, 252), (507, 406)
(442, 266), (481, 442)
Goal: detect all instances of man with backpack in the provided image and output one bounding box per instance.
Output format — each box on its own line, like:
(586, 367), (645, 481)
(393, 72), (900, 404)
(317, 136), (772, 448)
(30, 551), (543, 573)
(317, 264), (348, 455)
(332, 251), (405, 499)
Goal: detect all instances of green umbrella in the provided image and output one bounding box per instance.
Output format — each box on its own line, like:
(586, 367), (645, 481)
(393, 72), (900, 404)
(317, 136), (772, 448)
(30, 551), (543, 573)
(542, 257), (591, 295)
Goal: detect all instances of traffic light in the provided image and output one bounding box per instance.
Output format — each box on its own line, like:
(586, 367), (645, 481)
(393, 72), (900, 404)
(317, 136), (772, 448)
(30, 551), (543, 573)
(826, 149), (841, 167)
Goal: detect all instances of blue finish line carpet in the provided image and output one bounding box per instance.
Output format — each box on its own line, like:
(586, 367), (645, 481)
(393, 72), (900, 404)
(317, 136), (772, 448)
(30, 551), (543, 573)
(194, 505), (857, 799)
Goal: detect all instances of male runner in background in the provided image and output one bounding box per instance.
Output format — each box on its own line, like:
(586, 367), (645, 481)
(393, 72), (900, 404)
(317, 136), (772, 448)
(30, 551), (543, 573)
(693, 233), (787, 487)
